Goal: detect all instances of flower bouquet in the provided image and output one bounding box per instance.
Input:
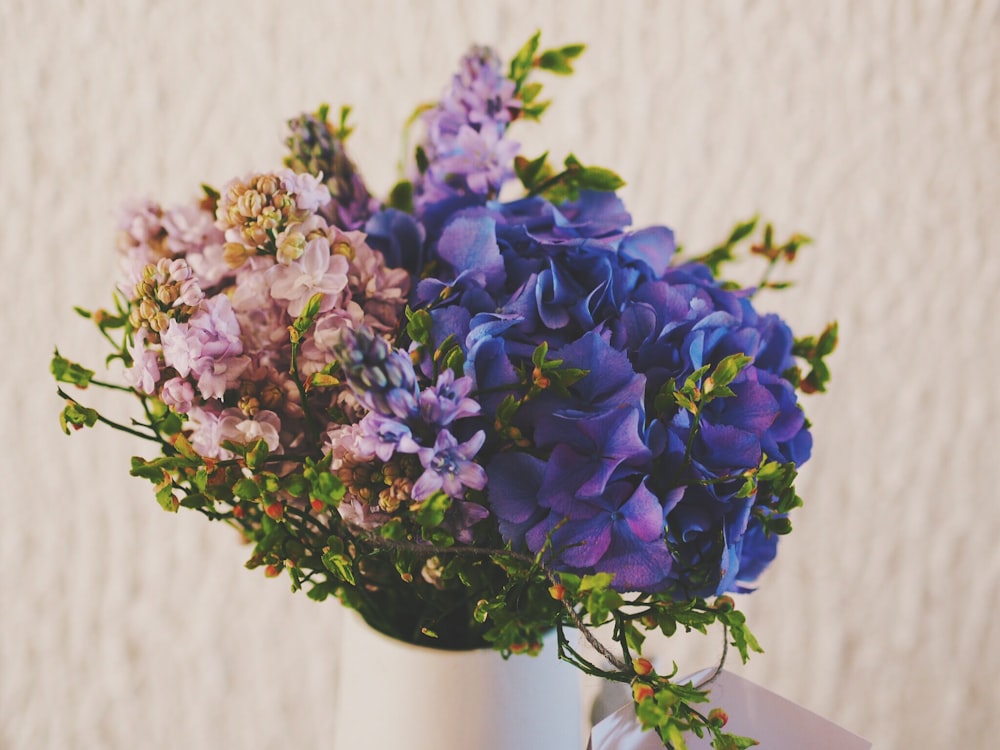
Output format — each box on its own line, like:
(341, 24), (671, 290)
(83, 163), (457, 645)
(54, 33), (836, 749)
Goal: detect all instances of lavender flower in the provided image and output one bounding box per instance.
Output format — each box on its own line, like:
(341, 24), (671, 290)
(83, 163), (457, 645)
(160, 376), (194, 413)
(418, 369), (480, 426)
(333, 325), (418, 419)
(412, 429), (487, 500)
(415, 47), (522, 208)
(160, 295), (249, 400)
(356, 412), (419, 461)
(285, 109), (377, 229)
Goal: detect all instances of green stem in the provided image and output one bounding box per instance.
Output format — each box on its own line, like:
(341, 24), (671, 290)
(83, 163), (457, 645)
(56, 387), (168, 445)
(289, 340), (322, 453)
(88, 378), (135, 392)
(527, 168), (571, 197)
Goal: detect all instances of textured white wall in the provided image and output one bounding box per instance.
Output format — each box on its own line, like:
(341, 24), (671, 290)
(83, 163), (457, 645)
(2, 1), (998, 748)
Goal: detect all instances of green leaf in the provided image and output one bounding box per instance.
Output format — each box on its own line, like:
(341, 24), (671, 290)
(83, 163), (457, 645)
(531, 341), (550, 368)
(557, 43), (586, 59)
(51, 352), (95, 388)
(322, 538), (356, 586)
(59, 401), (98, 433)
(415, 145), (429, 174)
(519, 81), (543, 104)
(233, 477), (261, 501)
(291, 293), (324, 338)
(309, 469), (345, 506)
(707, 354), (753, 392)
(245, 439), (269, 471)
(728, 216), (759, 244)
(414, 492), (452, 529)
(514, 151), (549, 189)
(538, 49), (574, 75)
(723, 610), (764, 663)
(155, 483), (179, 513)
(817, 321), (839, 356)
(575, 166), (625, 192)
(579, 572), (614, 592)
(714, 733), (760, 749)
(388, 180), (414, 213)
(509, 30), (541, 88)
(406, 307), (432, 346)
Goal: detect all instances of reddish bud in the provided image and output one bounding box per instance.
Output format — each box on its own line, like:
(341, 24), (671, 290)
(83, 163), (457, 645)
(708, 708), (728, 727)
(265, 502), (284, 520)
(632, 682), (655, 703)
(232, 504), (246, 519)
(509, 642), (529, 654)
(264, 564), (280, 578)
(310, 498), (325, 513)
(714, 595), (735, 611)
(633, 658), (654, 676)
(548, 584), (566, 601)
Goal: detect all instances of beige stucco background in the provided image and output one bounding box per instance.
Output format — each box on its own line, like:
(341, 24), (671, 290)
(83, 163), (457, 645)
(2, 1), (998, 748)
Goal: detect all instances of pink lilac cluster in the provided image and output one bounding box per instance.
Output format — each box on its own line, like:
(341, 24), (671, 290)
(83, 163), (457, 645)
(118, 167), (410, 463)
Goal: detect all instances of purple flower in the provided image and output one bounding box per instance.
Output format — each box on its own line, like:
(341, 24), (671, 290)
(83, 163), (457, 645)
(357, 412), (419, 461)
(124, 328), (161, 394)
(530, 477), (676, 592)
(431, 124), (519, 196)
(412, 429), (487, 500)
(160, 376), (194, 413)
(415, 47), (522, 208)
(418, 369), (481, 426)
(161, 295), (249, 399)
(333, 325), (419, 419)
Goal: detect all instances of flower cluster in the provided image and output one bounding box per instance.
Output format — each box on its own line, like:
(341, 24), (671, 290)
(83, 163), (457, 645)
(55, 33), (835, 750)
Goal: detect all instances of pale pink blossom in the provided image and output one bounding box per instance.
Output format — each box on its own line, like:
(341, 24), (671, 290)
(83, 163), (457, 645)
(161, 295), (249, 399)
(123, 328), (161, 394)
(345, 234), (410, 332)
(160, 377), (195, 413)
(187, 406), (226, 459)
(218, 408), (282, 453)
(267, 238), (349, 317)
(280, 169), (332, 213)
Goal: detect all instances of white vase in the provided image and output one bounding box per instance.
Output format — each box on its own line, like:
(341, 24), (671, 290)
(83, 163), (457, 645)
(334, 611), (583, 750)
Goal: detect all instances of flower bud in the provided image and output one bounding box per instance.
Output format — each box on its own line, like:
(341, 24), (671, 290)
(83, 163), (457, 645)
(223, 242), (251, 268)
(265, 502), (284, 520)
(708, 708), (728, 727)
(713, 595), (735, 612)
(548, 583), (565, 601)
(264, 564), (280, 578)
(633, 658), (654, 676)
(631, 682), (655, 703)
(310, 498), (325, 513)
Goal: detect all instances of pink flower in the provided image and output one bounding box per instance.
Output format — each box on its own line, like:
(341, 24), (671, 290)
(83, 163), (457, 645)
(187, 406), (226, 458)
(123, 328), (161, 394)
(161, 295), (249, 399)
(161, 377), (194, 413)
(280, 169), (332, 213)
(218, 408), (282, 453)
(345, 232), (410, 332)
(267, 238), (349, 317)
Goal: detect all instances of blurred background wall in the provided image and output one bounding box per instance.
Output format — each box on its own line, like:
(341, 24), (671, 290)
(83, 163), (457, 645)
(1, 1), (997, 748)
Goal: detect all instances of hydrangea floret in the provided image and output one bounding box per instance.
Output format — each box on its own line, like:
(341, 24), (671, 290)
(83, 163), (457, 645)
(54, 31), (836, 750)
